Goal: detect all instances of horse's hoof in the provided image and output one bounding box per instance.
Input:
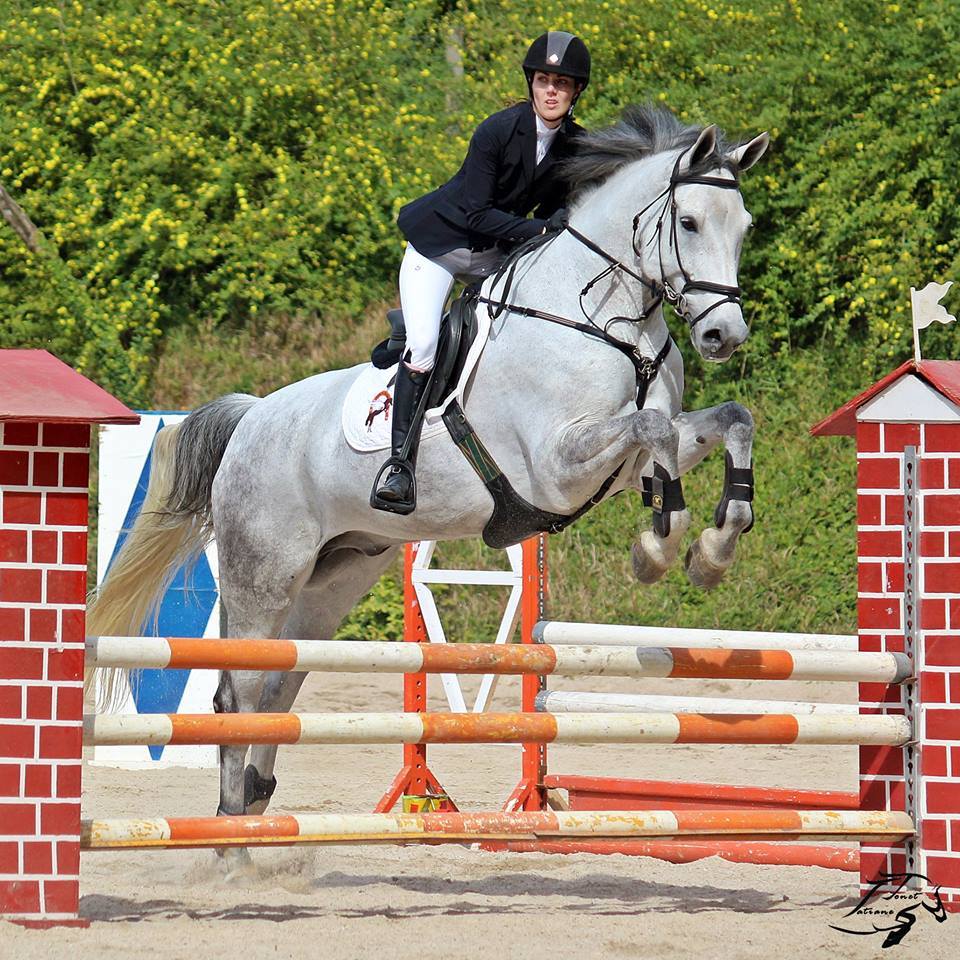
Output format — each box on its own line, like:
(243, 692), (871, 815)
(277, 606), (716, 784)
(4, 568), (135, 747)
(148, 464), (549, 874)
(216, 847), (258, 884)
(684, 538), (728, 590)
(631, 540), (668, 584)
(224, 863), (260, 885)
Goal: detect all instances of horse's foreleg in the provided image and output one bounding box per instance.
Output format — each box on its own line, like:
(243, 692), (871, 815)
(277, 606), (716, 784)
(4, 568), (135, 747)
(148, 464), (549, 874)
(558, 409), (690, 582)
(629, 409), (691, 583)
(673, 401), (755, 588)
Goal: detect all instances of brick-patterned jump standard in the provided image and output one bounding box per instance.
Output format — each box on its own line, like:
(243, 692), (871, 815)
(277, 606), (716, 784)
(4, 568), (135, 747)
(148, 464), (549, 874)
(812, 360), (960, 907)
(389, 359), (960, 909)
(0, 350), (137, 926)
(4, 351), (960, 922)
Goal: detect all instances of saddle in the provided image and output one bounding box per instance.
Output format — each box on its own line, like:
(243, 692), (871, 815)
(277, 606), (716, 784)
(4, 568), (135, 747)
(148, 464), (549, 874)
(369, 289), (633, 548)
(370, 291), (479, 409)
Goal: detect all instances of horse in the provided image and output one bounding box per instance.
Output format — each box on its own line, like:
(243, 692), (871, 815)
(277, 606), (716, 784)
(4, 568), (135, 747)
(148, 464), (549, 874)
(88, 106), (768, 877)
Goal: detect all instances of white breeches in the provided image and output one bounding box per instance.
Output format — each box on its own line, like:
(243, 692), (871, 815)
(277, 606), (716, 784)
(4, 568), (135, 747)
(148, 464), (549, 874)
(398, 245), (455, 371)
(398, 243), (502, 371)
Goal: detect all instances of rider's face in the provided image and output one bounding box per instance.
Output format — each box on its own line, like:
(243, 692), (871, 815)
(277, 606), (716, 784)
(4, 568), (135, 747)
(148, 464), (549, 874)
(531, 71), (579, 127)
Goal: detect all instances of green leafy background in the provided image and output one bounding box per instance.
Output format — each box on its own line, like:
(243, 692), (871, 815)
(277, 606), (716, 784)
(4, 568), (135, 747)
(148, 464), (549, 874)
(3, 0), (956, 638)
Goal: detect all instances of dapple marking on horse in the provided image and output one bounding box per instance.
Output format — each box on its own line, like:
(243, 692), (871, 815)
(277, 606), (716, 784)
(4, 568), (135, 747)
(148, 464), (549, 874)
(88, 107), (768, 878)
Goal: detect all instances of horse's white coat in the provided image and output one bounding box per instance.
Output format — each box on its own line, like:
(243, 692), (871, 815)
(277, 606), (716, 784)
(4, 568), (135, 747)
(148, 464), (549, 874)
(206, 128), (769, 849)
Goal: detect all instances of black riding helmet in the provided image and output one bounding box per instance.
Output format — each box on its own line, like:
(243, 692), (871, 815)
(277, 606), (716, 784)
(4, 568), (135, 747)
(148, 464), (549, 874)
(522, 31), (591, 107)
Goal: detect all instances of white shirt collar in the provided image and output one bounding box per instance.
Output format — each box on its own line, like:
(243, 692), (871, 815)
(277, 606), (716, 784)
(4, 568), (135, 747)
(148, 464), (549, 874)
(535, 113), (561, 164)
(535, 113), (561, 140)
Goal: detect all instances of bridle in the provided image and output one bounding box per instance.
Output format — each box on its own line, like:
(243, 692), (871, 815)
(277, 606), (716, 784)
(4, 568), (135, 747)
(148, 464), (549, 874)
(631, 152), (744, 329)
(477, 147), (746, 405)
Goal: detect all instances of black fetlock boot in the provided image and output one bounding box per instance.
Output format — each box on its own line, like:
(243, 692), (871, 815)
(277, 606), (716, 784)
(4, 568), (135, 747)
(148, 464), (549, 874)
(370, 363), (430, 514)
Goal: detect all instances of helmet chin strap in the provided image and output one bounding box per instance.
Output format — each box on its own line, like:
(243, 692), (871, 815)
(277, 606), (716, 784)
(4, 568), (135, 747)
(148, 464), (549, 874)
(568, 88), (583, 118)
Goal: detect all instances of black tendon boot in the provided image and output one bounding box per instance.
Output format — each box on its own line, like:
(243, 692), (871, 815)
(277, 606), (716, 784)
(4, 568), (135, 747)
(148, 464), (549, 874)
(370, 363), (430, 514)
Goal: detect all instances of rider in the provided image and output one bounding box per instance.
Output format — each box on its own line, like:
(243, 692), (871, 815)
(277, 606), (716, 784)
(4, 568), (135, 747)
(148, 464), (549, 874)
(371, 30), (591, 514)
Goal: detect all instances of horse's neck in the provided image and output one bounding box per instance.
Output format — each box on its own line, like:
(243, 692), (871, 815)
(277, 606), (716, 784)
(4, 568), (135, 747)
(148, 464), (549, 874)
(467, 153), (685, 445)
(492, 150), (677, 356)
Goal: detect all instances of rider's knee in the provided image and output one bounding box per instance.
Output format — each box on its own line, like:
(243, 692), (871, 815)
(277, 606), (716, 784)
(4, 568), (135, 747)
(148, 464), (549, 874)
(403, 338), (438, 371)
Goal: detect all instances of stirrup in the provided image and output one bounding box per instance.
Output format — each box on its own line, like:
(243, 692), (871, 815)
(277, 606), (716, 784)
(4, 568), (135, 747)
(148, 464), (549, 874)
(370, 456), (417, 515)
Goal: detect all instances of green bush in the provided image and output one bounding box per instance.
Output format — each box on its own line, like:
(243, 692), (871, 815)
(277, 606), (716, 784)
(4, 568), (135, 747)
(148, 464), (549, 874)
(334, 571), (405, 641)
(4, 2), (956, 636)
(3, 1), (960, 401)
(1, 0), (464, 402)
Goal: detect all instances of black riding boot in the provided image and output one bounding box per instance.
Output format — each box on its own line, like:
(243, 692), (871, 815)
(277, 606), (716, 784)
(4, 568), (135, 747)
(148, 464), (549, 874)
(371, 363), (430, 513)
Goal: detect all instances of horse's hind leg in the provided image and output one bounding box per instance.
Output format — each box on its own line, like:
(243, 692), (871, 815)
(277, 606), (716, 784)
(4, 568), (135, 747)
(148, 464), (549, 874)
(241, 671), (306, 816)
(243, 542), (401, 816)
(674, 401), (755, 588)
(212, 540), (318, 878)
(213, 663), (284, 879)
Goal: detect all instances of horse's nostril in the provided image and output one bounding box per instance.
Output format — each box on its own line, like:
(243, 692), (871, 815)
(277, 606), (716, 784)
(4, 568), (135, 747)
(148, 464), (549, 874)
(701, 324), (747, 355)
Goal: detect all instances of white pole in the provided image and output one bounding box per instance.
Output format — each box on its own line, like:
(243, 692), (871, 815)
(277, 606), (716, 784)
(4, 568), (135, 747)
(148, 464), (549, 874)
(536, 690), (858, 716)
(535, 621), (856, 651)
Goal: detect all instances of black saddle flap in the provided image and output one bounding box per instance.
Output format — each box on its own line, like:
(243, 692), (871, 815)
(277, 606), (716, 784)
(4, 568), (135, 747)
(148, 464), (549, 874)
(370, 294), (479, 404)
(427, 293), (479, 408)
(371, 309), (407, 369)
(371, 339), (402, 369)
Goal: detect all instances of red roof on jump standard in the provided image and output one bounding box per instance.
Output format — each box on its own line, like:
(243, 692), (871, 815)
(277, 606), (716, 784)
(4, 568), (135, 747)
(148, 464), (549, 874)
(0, 349), (139, 424)
(811, 359), (960, 437)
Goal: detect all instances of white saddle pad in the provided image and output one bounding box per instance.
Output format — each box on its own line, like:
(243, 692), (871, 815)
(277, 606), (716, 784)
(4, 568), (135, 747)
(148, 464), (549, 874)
(341, 305), (492, 453)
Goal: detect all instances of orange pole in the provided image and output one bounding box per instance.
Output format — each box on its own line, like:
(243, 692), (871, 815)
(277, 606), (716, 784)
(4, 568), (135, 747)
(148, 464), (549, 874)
(375, 542), (455, 813)
(505, 535), (548, 811)
(485, 839), (861, 872)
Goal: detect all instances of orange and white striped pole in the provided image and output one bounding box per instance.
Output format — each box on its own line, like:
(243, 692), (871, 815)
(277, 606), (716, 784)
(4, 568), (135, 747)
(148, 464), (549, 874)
(80, 808), (914, 851)
(83, 710), (913, 747)
(85, 636), (912, 683)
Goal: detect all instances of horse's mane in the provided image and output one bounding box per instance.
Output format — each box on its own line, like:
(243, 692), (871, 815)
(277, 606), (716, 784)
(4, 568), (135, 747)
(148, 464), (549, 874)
(565, 104), (736, 198)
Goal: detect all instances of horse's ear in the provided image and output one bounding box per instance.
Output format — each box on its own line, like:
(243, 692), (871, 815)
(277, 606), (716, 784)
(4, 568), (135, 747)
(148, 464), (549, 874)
(729, 133), (769, 173)
(683, 124), (718, 171)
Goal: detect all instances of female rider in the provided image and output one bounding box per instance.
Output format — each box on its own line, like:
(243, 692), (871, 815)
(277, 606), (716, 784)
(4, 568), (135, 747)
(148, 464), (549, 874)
(372, 30), (592, 514)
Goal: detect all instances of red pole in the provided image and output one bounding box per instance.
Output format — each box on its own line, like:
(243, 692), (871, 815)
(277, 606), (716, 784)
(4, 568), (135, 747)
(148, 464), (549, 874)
(504, 535), (548, 811)
(375, 542), (456, 812)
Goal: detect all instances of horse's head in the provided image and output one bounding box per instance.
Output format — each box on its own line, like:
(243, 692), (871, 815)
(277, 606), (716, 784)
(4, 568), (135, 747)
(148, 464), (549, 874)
(640, 125), (769, 362)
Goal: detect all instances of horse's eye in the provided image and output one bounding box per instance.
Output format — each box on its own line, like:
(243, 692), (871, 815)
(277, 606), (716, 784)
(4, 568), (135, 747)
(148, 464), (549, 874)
(680, 217), (698, 233)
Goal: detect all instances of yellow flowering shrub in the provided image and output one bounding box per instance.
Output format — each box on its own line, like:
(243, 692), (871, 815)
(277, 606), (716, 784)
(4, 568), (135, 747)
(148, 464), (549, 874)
(1, 0), (959, 401)
(0, 0), (461, 400)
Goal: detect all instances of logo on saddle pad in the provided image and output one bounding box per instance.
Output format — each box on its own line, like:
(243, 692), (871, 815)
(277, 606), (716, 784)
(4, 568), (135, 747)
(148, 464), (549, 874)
(365, 389), (393, 431)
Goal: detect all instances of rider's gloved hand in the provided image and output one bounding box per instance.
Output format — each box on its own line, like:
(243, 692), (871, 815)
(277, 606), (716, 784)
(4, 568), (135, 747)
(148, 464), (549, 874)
(542, 208), (569, 233)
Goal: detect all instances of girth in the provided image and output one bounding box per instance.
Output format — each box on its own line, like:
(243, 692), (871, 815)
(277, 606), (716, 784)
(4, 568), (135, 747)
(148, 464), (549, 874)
(442, 399), (625, 550)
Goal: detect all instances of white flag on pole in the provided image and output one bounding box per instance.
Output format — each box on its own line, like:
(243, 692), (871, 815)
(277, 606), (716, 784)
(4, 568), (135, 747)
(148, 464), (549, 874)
(910, 280), (956, 361)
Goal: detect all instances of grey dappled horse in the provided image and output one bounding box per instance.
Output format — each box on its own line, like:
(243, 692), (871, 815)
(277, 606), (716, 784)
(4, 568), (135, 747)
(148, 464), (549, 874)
(89, 107), (768, 877)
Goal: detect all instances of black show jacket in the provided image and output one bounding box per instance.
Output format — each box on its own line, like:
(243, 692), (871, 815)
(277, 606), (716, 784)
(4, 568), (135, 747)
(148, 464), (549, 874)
(397, 100), (583, 258)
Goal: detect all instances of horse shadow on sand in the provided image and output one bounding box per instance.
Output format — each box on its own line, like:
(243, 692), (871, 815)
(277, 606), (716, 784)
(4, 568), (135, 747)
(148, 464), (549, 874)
(79, 869), (851, 922)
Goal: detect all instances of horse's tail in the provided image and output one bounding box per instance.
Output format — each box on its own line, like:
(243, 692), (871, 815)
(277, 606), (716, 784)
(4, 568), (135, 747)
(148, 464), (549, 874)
(87, 393), (259, 708)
